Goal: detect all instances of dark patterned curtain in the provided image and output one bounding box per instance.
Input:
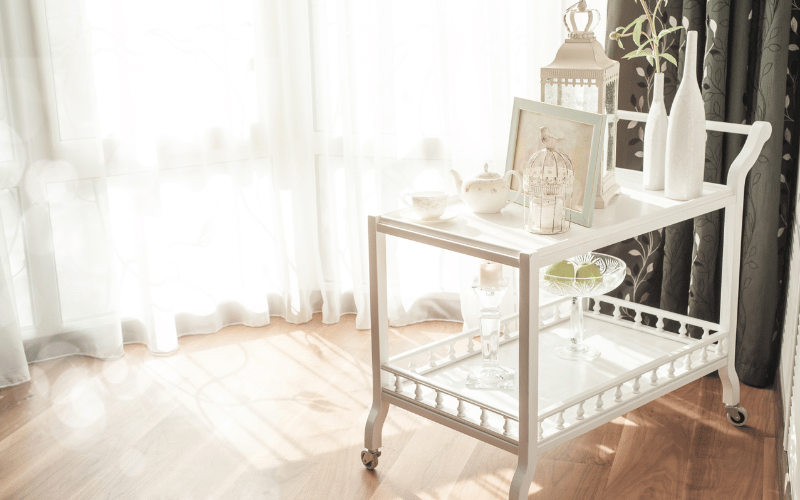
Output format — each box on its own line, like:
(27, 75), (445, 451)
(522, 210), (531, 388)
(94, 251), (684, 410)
(603, 0), (799, 387)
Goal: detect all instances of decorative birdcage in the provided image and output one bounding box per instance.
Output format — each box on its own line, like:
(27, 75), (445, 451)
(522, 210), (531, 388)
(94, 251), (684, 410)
(523, 127), (574, 234)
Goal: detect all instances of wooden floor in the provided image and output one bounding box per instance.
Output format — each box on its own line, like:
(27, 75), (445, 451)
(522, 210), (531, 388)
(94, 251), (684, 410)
(0, 314), (783, 500)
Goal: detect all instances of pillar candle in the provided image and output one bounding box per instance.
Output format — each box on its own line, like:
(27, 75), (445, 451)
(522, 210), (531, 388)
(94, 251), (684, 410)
(479, 261), (503, 288)
(530, 198), (565, 231)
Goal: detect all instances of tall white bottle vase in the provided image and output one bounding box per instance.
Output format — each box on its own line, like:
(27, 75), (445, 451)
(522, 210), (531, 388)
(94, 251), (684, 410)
(664, 30), (706, 201)
(643, 72), (668, 190)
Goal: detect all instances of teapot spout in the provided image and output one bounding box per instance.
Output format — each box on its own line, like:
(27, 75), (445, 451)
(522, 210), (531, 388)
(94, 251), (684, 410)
(449, 169), (463, 194)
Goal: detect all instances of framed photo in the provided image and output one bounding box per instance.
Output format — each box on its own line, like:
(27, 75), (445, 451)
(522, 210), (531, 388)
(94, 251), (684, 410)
(505, 97), (606, 227)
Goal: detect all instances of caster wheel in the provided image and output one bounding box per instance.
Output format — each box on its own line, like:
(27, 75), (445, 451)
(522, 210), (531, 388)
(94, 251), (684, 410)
(726, 405), (748, 427)
(361, 449), (380, 470)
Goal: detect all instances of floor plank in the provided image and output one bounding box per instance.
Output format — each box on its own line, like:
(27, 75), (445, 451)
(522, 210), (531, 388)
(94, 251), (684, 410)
(764, 437), (781, 500)
(603, 387), (698, 500)
(530, 459), (610, 500)
(0, 315), (782, 500)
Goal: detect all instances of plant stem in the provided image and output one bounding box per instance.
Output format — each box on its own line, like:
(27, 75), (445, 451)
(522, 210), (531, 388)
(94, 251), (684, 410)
(638, 0), (661, 72)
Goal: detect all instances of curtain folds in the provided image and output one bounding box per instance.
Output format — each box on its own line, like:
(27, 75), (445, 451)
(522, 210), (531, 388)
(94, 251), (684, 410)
(604, 0), (799, 387)
(0, 0), (565, 388)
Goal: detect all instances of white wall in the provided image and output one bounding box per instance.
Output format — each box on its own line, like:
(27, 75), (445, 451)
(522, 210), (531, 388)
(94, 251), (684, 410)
(781, 157), (800, 499)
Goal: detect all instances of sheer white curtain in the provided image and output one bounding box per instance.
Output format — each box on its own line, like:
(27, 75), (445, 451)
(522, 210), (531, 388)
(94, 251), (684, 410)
(0, 0), (564, 388)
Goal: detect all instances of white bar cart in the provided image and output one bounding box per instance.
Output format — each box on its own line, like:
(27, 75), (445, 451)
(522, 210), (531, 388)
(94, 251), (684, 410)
(362, 113), (772, 500)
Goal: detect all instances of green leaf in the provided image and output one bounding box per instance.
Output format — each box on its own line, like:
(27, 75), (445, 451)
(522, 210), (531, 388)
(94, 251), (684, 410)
(655, 25), (684, 40)
(614, 14), (647, 40)
(661, 52), (678, 66)
(633, 19), (643, 46)
(623, 15), (646, 32)
(637, 36), (656, 49)
(623, 48), (654, 60)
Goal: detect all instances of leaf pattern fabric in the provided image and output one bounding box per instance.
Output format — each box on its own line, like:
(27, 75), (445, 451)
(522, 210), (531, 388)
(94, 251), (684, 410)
(604, 0), (798, 387)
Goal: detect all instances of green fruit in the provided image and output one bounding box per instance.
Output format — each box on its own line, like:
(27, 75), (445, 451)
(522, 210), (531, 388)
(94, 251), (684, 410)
(544, 260), (574, 286)
(575, 262), (602, 286)
(575, 262), (601, 278)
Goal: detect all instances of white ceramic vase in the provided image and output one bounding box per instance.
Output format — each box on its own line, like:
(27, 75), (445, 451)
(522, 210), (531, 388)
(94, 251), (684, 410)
(664, 30), (706, 201)
(643, 72), (668, 190)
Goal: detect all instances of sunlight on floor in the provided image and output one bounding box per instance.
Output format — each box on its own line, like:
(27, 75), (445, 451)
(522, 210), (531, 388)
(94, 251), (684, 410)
(52, 368), (106, 430)
(612, 416), (638, 427)
(129, 326), (430, 478)
(0, 314), (777, 500)
(597, 444), (615, 454)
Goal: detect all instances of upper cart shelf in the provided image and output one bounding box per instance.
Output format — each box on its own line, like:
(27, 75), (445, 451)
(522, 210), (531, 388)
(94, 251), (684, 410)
(378, 169), (733, 268)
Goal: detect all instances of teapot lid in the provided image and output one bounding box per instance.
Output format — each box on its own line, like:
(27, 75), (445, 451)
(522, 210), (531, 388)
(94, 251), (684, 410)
(473, 163), (501, 180)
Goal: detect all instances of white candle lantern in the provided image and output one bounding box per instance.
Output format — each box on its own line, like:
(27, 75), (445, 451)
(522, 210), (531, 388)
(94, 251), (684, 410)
(541, 0), (621, 208)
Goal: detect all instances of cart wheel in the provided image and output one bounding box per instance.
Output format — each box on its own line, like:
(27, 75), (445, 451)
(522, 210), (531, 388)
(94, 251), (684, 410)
(361, 449), (380, 470)
(725, 405), (748, 427)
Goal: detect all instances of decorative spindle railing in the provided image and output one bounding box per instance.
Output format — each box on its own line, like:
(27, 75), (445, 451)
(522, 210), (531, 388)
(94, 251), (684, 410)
(387, 298), (570, 376)
(590, 296), (721, 342)
(381, 295), (728, 447)
(384, 363), (520, 442)
(535, 330), (724, 444)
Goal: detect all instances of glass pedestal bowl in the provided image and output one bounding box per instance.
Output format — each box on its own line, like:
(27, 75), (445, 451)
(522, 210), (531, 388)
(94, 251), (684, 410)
(539, 253), (626, 361)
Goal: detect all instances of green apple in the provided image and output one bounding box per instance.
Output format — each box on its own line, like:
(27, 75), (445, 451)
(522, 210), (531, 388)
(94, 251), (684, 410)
(544, 260), (574, 286)
(575, 262), (602, 287)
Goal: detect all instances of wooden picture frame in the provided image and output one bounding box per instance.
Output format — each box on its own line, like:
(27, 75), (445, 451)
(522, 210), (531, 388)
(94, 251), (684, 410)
(505, 97), (606, 227)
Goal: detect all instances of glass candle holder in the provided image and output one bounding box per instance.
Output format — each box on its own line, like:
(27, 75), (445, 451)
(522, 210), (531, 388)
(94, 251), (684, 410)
(467, 277), (514, 390)
(525, 184), (571, 234)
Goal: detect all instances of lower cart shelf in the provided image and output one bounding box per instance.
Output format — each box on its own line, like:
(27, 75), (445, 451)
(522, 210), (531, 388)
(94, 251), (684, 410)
(381, 296), (729, 453)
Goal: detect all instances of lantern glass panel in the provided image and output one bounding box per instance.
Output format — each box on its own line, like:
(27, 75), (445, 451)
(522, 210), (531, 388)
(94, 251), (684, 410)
(545, 81), (598, 114)
(544, 82), (558, 106)
(603, 79), (618, 178)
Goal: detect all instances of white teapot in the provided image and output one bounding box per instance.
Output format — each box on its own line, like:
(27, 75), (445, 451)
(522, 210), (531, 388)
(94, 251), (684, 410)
(450, 163), (521, 214)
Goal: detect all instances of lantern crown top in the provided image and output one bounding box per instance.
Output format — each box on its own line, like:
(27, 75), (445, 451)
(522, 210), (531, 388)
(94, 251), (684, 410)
(543, 1), (619, 74)
(564, 1), (600, 41)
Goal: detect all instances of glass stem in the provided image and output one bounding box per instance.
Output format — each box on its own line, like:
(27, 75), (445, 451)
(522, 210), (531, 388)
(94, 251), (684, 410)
(570, 296), (586, 352)
(480, 308), (500, 367)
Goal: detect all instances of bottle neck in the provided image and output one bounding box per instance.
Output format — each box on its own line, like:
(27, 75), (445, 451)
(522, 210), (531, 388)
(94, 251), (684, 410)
(682, 30), (698, 83)
(652, 72), (665, 102)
